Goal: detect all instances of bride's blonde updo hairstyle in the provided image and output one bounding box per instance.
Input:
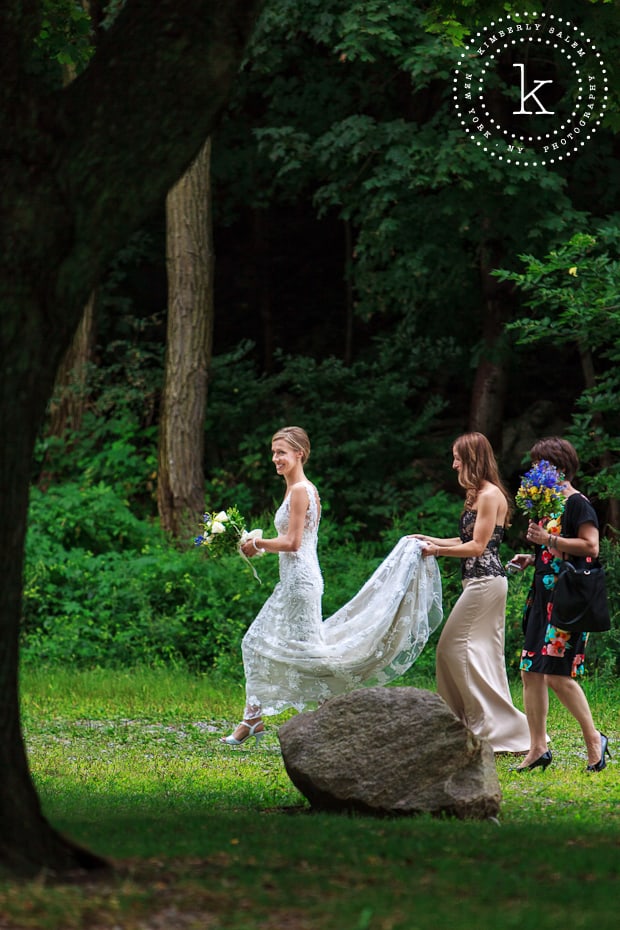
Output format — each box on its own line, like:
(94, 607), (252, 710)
(272, 426), (311, 464)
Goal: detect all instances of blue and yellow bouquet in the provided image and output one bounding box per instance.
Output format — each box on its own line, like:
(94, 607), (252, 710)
(515, 460), (566, 523)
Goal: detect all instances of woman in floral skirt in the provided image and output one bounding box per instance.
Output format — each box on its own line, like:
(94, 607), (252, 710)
(507, 437), (610, 773)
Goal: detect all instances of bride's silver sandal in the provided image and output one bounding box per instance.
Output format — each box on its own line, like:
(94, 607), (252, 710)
(220, 720), (265, 747)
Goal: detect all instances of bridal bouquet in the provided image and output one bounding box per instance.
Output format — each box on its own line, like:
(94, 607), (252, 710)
(515, 460), (566, 523)
(195, 505), (264, 580)
(195, 506), (247, 557)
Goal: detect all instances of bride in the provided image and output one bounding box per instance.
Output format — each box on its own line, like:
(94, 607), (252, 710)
(220, 426), (443, 746)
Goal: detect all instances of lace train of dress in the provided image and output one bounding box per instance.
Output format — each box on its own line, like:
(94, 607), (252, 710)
(242, 483), (443, 716)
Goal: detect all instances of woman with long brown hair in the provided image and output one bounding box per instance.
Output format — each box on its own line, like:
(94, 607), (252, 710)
(414, 432), (530, 753)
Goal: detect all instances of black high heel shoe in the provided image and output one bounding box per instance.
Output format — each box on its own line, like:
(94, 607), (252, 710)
(586, 732), (611, 773)
(513, 750), (553, 773)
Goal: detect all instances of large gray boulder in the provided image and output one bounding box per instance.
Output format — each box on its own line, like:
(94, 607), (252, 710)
(278, 687), (501, 820)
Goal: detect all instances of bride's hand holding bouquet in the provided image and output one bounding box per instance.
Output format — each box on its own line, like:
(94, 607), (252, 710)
(239, 527), (266, 559)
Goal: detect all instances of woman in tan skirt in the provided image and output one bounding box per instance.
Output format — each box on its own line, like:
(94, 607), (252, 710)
(413, 432), (530, 753)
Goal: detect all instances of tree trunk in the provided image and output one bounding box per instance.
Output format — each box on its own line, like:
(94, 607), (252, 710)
(42, 0), (99, 465)
(158, 138), (214, 538)
(469, 237), (513, 450)
(469, 352), (507, 450)
(0, 0), (264, 876)
(46, 292), (96, 438)
(0, 313), (109, 877)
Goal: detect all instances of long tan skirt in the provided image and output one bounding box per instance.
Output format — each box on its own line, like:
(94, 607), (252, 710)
(436, 575), (530, 753)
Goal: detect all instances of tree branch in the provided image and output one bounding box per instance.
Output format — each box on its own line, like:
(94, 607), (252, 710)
(53, 0), (263, 308)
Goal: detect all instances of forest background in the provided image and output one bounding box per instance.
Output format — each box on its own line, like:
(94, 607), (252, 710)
(23, 0), (620, 684)
(0, 0), (617, 895)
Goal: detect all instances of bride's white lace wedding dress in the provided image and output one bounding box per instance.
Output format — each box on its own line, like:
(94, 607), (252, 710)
(242, 482), (443, 716)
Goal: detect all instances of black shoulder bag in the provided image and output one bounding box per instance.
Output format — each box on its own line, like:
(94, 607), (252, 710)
(552, 559), (611, 633)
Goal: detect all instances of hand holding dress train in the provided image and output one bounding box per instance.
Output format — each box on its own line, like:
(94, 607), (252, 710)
(242, 484), (443, 717)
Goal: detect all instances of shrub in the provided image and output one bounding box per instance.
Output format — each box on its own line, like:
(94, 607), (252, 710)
(22, 481), (619, 679)
(22, 489), (412, 674)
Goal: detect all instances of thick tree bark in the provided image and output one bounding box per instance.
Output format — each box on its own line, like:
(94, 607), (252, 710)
(469, 352), (507, 449)
(47, 292), (96, 439)
(158, 139), (214, 537)
(38, 292), (96, 489)
(469, 236), (513, 450)
(0, 0), (264, 877)
(42, 0), (99, 466)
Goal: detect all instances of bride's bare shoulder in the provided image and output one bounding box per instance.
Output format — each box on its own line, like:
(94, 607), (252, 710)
(290, 479), (318, 495)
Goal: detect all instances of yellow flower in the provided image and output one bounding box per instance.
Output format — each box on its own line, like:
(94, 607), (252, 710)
(568, 266), (578, 276)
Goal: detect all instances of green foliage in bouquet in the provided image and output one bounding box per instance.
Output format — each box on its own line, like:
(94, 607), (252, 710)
(194, 506), (247, 557)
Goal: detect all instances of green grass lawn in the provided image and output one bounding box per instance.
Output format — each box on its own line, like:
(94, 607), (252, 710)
(3, 666), (619, 930)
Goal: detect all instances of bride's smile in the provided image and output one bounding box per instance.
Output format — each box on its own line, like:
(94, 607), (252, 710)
(272, 441), (302, 478)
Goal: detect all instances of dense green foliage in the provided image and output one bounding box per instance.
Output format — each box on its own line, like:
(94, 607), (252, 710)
(7, 0), (618, 883)
(24, 482), (261, 672)
(22, 479), (620, 677)
(36, 0), (620, 511)
(25, 0), (620, 677)
(211, 0), (619, 381)
(496, 225), (620, 501)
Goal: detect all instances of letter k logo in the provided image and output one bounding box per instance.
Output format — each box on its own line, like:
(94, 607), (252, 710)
(512, 63), (555, 115)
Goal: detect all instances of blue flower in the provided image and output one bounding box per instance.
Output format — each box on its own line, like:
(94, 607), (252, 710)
(529, 460), (564, 488)
(516, 459), (566, 521)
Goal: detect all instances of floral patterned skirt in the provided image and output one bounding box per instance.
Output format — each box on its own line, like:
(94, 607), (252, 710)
(520, 573), (588, 677)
